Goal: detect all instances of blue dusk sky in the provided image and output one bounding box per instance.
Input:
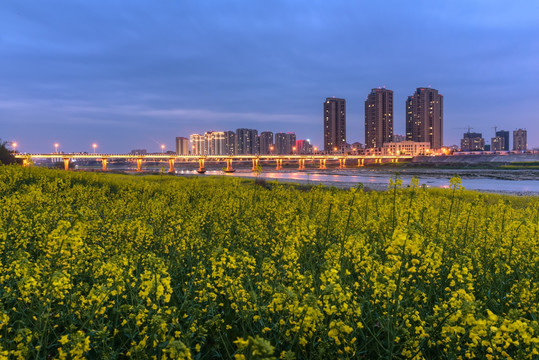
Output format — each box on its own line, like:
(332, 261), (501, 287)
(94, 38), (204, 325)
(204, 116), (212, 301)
(1, 0), (538, 153)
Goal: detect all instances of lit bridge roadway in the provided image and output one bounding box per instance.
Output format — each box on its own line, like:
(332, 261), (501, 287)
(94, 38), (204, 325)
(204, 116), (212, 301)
(15, 154), (413, 173)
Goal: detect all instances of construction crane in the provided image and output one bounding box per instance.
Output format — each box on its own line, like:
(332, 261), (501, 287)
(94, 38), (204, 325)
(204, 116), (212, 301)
(454, 126), (474, 133)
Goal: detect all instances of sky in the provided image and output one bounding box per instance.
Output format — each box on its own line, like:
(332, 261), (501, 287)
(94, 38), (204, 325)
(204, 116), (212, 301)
(1, 0), (538, 153)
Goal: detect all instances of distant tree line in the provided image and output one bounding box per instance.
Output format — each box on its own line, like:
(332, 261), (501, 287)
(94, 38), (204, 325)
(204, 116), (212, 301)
(0, 139), (18, 165)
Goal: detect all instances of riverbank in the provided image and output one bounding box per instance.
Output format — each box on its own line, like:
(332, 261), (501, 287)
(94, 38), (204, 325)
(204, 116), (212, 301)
(224, 172), (539, 196)
(37, 160), (539, 195)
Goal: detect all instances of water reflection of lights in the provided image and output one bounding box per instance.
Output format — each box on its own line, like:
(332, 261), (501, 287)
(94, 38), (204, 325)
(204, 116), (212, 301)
(217, 171), (539, 193)
(55, 164), (539, 193)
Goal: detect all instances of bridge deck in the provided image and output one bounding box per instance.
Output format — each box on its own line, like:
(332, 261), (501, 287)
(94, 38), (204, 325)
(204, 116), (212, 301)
(15, 154), (412, 160)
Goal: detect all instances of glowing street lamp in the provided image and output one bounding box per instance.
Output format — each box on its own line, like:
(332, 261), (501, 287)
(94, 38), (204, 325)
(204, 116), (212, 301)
(161, 144), (165, 153)
(292, 146), (296, 154)
(12, 142), (17, 153)
(313, 146), (318, 154)
(92, 143), (97, 154)
(54, 143), (59, 153)
(334, 146), (338, 153)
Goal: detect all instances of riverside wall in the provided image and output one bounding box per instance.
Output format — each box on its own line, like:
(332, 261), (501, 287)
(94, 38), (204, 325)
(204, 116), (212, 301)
(412, 153), (539, 163)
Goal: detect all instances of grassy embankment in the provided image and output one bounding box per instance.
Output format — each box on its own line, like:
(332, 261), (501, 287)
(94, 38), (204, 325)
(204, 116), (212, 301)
(0, 166), (538, 359)
(501, 161), (539, 170)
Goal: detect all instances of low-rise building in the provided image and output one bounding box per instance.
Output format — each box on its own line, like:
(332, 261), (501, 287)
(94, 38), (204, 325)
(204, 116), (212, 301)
(295, 139), (313, 154)
(175, 137), (189, 155)
(491, 136), (505, 151)
(130, 149), (147, 155)
(461, 132), (485, 151)
(393, 134), (406, 143)
(382, 141), (430, 156)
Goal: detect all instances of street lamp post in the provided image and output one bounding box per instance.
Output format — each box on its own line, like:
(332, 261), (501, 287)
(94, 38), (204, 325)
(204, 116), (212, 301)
(93, 143), (97, 154)
(54, 143), (59, 153)
(12, 142), (17, 153)
(161, 144), (165, 154)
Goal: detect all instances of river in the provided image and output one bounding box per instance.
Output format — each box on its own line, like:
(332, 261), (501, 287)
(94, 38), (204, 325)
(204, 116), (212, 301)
(61, 162), (539, 194)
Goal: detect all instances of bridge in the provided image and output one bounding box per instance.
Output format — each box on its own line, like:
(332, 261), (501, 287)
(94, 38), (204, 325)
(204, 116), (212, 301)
(15, 153), (413, 173)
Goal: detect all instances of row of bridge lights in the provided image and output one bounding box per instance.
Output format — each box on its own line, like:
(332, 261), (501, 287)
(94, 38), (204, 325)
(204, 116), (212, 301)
(9, 142), (99, 154)
(9, 140), (349, 156)
(11, 142), (168, 154)
(10, 143), (358, 155)
(52, 143), (100, 154)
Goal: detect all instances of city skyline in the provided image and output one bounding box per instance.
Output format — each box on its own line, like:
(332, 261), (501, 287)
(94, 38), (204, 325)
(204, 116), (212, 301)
(1, 1), (538, 153)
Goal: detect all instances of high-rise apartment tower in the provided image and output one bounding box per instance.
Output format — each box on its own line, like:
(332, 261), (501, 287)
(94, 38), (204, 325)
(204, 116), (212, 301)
(513, 129), (527, 151)
(323, 97), (346, 152)
(190, 134), (204, 155)
(224, 131), (236, 155)
(275, 132), (296, 155)
(204, 131), (225, 155)
(236, 128), (258, 155)
(406, 88), (443, 149)
(259, 131), (274, 154)
(365, 88), (393, 149)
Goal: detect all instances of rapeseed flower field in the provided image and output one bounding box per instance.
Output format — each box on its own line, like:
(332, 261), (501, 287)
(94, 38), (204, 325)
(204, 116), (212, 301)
(0, 166), (538, 359)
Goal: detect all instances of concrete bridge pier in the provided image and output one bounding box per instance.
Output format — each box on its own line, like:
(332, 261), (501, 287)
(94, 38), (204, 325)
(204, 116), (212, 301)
(251, 158), (260, 172)
(63, 158), (70, 171)
(136, 158), (143, 172)
(319, 159), (327, 169)
(168, 158), (175, 173)
(339, 158), (346, 168)
(101, 158), (108, 171)
(298, 158), (305, 170)
(197, 158), (206, 174)
(275, 158), (283, 170)
(358, 158), (364, 167)
(225, 158), (235, 173)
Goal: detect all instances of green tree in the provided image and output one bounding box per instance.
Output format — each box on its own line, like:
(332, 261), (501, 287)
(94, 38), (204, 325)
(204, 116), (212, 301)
(0, 139), (17, 165)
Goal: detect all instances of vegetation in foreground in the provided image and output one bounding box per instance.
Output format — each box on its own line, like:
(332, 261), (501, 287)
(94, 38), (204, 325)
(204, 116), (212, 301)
(0, 166), (538, 359)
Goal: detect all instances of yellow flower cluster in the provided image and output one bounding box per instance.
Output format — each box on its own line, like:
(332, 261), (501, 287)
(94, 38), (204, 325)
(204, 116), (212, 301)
(0, 166), (537, 359)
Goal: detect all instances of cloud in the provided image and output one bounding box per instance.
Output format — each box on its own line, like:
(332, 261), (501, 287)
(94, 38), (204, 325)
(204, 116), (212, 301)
(0, 98), (312, 126)
(1, 1), (538, 150)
